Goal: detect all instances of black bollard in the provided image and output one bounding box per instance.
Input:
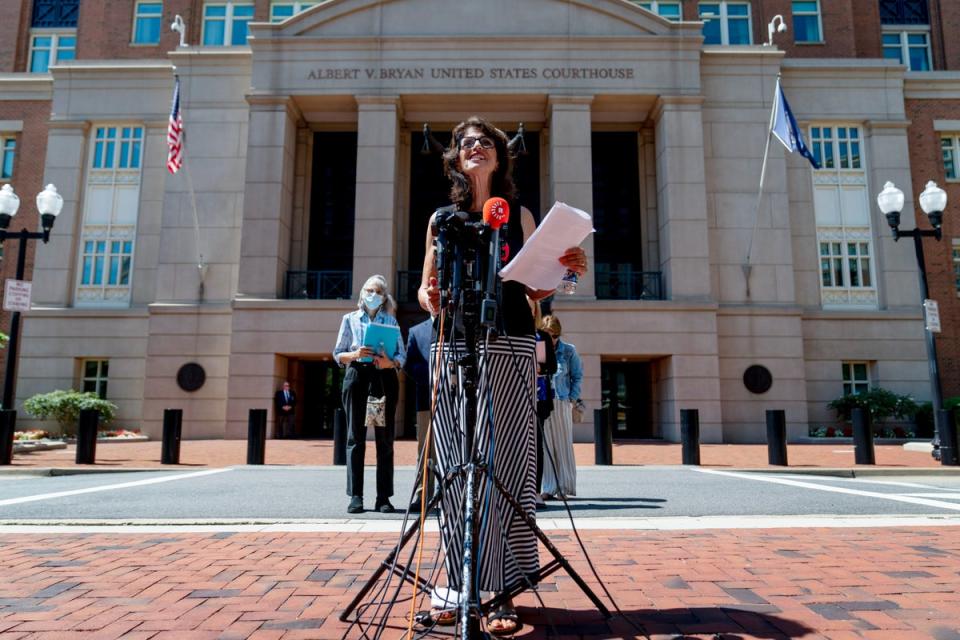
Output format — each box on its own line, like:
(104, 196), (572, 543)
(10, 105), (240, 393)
(851, 407), (875, 465)
(593, 408), (613, 465)
(0, 410), (16, 465)
(247, 409), (267, 465)
(333, 408), (346, 466)
(680, 409), (700, 466)
(75, 409), (100, 464)
(765, 409), (788, 466)
(161, 409), (183, 465)
(939, 408), (959, 467)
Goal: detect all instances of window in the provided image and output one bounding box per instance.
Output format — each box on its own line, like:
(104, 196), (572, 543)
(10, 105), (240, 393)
(792, 1), (821, 42)
(882, 30), (931, 70)
(31, 0), (79, 28)
(879, 0), (929, 25)
(941, 136), (959, 180)
(133, 2), (163, 44)
(953, 240), (960, 295)
(76, 125), (143, 305)
(842, 362), (870, 396)
(81, 360), (109, 399)
(635, 1), (682, 20)
(270, 1), (316, 21)
(699, 2), (752, 45)
(202, 2), (255, 46)
(809, 125), (878, 308)
(1, 137), (15, 180)
(28, 30), (76, 72)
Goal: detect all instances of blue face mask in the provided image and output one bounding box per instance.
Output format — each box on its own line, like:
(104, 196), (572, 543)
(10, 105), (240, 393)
(363, 293), (383, 310)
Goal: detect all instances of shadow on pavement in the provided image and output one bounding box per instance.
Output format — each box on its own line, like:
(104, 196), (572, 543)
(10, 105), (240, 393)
(513, 606), (814, 639)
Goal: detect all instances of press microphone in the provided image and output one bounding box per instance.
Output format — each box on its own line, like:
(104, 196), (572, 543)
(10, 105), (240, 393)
(482, 197), (510, 297)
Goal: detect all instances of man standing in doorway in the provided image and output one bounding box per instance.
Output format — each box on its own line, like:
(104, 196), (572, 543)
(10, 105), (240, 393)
(275, 381), (297, 439)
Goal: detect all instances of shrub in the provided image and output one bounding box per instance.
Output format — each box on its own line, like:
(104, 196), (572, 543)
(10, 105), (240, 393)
(828, 388), (920, 426)
(23, 390), (117, 437)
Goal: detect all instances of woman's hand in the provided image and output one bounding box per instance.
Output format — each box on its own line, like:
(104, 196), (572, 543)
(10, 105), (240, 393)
(559, 247), (588, 276)
(420, 277), (441, 315)
(352, 346), (374, 362)
(374, 354), (395, 369)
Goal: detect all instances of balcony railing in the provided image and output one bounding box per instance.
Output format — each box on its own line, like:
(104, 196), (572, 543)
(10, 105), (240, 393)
(285, 270), (352, 300)
(396, 270), (423, 304)
(595, 265), (664, 301)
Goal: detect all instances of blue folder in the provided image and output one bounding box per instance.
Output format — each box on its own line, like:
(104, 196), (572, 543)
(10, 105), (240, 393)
(359, 322), (402, 363)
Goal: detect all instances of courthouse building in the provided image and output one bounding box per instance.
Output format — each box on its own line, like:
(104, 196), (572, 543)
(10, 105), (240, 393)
(2, 0), (959, 442)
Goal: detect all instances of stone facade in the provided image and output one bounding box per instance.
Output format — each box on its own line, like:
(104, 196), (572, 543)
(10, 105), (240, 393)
(2, 0), (958, 443)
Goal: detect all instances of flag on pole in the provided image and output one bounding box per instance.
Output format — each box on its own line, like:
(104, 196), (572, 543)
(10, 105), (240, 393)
(167, 76), (184, 174)
(771, 78), (820, 170)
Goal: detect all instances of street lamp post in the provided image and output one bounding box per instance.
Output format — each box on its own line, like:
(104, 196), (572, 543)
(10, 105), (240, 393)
(876, 180), (948, 460)
(0, 183), (63, 409)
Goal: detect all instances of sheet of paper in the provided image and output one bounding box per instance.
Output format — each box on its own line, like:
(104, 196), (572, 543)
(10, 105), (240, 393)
(499, 201), (594, 290)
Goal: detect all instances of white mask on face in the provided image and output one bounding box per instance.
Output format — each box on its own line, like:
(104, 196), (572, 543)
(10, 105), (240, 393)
(363, 292), (383, 310)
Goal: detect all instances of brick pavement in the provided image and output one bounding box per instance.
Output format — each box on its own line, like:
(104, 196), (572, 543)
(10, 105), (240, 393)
(0, 527), (959, 639)
(3, 440), (941, 471)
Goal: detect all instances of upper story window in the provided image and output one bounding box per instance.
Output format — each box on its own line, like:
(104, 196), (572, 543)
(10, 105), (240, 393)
(882, 30), (931, 70)
(635, 1), (682, 21)
(792, 0), (822, 43)
(879, 0), (929, 25)
(809, 125), (877, 308)
(31, 0), (79, 28)
(202, 2), (255, 46)
(1, 137), (15, 180)
(29, 30), (76, 72)
(699, 2), (752, 45)
(943, 136), (959, 181)
(77, 125), (144, 306)
(270, 1), (316, 21)
(133, 2), (163, 44)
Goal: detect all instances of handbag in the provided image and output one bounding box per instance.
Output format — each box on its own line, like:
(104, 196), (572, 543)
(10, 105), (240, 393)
(571, 399), (586, 424)
(365, 395), (386, 428)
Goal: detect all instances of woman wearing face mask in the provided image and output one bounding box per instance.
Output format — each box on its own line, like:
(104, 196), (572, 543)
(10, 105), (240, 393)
(333, 274), (406, 514)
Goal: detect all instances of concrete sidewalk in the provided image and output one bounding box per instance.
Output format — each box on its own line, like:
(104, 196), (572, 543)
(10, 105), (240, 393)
(1, 439), (944, 473)
(0, 526), (958, 638)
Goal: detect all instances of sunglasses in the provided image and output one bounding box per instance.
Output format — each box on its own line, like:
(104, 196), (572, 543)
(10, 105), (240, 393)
(459, 136), (495, 151)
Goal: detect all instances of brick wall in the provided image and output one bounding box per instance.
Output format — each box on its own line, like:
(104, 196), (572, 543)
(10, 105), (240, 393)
(929, 0), (960, 70)
(0, 100), (52, 381)
(905, 98), (960, 400)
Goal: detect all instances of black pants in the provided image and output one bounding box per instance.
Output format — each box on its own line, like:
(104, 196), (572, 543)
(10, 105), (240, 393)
(536, 417), (545, 493)
(343, 364), (398, 500)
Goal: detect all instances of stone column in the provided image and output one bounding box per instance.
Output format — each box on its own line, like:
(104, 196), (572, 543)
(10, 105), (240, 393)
(237, 97), (299, 298)
(652, 96), (711, 301)
(548, 96), (595, 298)
(352, 96), (400, 295)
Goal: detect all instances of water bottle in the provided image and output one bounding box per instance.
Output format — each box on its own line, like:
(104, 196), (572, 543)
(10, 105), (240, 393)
(557, 270), (578, 295)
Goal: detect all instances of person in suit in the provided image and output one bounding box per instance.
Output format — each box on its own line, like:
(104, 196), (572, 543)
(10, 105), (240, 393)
(403, 316), (435, 511)
(274, 381), (297, 439)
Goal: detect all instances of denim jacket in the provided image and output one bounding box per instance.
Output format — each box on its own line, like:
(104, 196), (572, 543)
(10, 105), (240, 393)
(552, 339), (582, 401)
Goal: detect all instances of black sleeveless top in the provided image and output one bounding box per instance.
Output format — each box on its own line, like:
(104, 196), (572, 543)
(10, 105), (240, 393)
(437, 200), (535, 338)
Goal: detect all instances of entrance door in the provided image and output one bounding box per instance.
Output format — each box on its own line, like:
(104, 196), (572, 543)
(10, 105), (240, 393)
(601, 361), (655, 439)
(301, 360), (343, 439)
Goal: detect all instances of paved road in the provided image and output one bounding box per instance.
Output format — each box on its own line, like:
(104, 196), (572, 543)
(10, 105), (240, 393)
(3, 466), (960, 521)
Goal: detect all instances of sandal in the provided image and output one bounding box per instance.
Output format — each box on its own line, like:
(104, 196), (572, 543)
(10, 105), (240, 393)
(487, 604), (520, 636)
(429, 608), (456, 626)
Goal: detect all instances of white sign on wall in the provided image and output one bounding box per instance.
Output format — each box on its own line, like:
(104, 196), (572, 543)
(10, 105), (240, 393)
(924, 299), (941, 333)
(3, 279), (31, 312)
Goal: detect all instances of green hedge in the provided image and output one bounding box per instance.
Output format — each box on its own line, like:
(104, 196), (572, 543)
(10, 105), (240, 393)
(23, 390), (117, 437)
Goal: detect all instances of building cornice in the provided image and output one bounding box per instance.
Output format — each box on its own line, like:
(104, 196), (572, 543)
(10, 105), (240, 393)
(904, 71), (960, 100)
(650, 95), (705, 123)
(250, 35), (705, 53)
(0, 74), (53, 101)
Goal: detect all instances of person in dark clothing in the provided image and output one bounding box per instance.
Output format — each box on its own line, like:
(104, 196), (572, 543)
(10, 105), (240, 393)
(403, 316), (435, 509)
(274, 381), (297, 438)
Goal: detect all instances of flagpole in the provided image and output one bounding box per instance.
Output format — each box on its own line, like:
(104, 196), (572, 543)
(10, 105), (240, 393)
(743, 74), (781, 299)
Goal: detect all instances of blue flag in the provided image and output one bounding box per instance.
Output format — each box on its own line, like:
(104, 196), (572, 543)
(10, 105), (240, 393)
(771, 79), (820, 170)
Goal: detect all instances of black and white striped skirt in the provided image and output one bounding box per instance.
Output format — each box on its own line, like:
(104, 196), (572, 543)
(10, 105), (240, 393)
(430, 335), (539, 593)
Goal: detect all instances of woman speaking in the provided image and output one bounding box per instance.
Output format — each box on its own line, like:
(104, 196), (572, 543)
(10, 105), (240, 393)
(418, 117), (586, 635)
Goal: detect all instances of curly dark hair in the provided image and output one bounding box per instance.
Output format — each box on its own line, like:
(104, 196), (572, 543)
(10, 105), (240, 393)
(442, 116), (516, 210)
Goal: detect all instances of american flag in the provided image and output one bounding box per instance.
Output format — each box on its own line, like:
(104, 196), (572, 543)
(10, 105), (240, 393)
(167, 76), (184, 174)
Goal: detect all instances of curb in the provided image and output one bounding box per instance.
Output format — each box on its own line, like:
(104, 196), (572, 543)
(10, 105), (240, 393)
(731, 467), (960, 477)
(0, 467), (188, 477)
